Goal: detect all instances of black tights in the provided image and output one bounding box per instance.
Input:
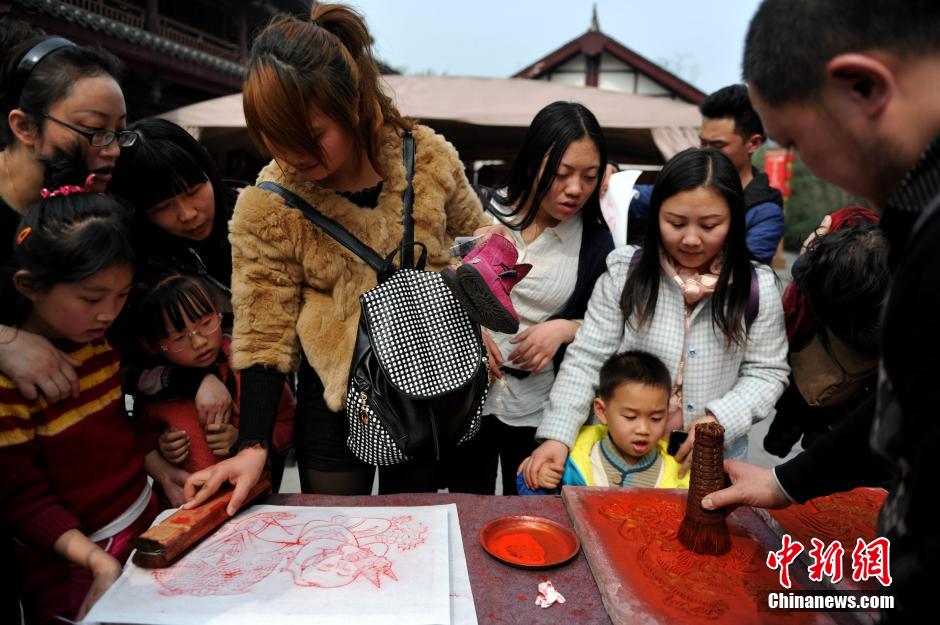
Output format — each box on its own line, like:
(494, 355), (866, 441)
(297, 460), (442, 495)
(298, 465), (375, 495)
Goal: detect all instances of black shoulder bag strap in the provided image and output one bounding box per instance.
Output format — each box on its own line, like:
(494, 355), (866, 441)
(258, 131), (416, 274)
(257, 181), (384, 273)
(400, 131), (416, 268)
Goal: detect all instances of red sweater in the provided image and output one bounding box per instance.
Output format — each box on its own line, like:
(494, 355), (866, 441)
(136, 337), (295, 473)
(0, 339), (146, 551)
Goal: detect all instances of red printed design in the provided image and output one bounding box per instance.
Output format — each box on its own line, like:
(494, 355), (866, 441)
(153, 511), (428, 595)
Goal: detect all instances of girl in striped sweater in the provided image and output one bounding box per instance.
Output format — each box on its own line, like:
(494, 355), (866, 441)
(0, 177), (157, 624)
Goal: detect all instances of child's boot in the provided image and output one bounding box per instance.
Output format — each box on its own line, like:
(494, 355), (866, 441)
(445, 234), (531, 334)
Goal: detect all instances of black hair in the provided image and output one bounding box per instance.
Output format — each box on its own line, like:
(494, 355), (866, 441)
(792, 214), (888, 356)
(11, 161), (135, 299)
(110, 118), (235, 248)
(491, 101), (607, 230)
(0, 16), (123, 149)
(135, 272), (218, 345)
(596, 350), (672, 400)
(743, 0), (940, 106)
(620, 148), (753, 346)
(699, 84), (764, 140)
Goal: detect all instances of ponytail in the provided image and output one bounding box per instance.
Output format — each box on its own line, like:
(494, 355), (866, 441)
(243, 3), (411, 175)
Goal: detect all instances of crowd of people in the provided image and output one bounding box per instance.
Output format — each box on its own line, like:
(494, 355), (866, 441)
(0, 0), (935, 623)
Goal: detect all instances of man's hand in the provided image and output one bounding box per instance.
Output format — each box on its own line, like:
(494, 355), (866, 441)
(701, 459), (792, 512)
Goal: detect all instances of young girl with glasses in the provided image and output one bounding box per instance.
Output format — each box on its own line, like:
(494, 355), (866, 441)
(133, 273), (295, 492)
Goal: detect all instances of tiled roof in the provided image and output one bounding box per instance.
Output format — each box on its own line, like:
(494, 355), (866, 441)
(17, 0), (246, 78)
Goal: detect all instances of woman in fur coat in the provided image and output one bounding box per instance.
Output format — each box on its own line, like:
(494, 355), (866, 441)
(184, 3), (490, 510)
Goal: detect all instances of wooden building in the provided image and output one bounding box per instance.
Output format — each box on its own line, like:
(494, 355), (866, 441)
(513, 7), (705, 105)
(2, 0), (308, 118)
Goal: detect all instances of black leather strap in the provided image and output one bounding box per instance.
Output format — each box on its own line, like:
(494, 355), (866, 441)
(257, 181), (385, 272)
(401, 131), (416, 268)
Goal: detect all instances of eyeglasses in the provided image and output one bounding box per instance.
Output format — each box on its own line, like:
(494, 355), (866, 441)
(40, 113), (138, 148)
(160, 313), (222, 352)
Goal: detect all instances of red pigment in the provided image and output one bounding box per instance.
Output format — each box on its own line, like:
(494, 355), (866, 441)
(769, 487), (885, 592)
(488, 531), (546, 565)
(517, 595), (527, 602)
(567, 490), (818, 625)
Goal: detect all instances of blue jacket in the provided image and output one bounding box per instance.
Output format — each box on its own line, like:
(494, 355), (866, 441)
(629, 169), (785, 263)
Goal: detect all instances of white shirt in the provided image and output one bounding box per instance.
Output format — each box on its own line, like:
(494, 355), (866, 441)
(483, 214), (583, 426)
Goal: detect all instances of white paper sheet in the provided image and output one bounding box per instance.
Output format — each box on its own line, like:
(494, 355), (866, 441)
(86, 505), (451, 625)
(444, 504), (477, 625)
(600, 169), (642, 247)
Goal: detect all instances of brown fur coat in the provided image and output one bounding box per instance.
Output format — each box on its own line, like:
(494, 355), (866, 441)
(229, 124), (489, 410)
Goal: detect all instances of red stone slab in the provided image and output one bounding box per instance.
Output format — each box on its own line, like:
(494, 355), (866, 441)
(268, 492), (610, 625)
(755, 487), (887, 623)
(562, 486), (850, 625)
(760, 488), (885, 584)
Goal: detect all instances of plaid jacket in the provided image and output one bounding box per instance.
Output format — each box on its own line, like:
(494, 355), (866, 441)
(536, 246), (790, 457)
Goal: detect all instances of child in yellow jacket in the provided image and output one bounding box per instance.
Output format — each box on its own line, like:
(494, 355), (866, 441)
(518, 351), (688, 492)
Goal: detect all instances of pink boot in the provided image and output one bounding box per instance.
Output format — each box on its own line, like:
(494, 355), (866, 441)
(442, 234), (532, 334)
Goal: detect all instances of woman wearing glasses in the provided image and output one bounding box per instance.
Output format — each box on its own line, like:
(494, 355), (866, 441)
(0, 17), (134, 405)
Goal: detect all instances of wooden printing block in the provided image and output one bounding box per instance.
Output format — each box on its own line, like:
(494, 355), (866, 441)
(132, 479), (271, 568)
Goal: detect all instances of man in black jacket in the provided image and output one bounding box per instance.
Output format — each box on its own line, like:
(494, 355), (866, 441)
(630, 84), (785, 262)
(702, 2), (940, 622)
(699, 84), (785, 263)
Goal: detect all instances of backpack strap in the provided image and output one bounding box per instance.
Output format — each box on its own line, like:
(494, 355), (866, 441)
(257, 181), (385, 273)
(746, 265), (760, 330)
(400, 131), (416, 268)
(628, 248), (760, 329)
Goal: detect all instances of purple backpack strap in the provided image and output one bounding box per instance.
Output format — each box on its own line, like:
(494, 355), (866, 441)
(746, 265), (760, 329)
(628, 249), (641, 276)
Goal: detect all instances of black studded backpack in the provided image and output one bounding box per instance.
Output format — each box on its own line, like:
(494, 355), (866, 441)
(258, 132), (488, 465)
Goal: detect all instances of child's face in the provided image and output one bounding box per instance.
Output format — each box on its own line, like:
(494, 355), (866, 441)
(658, 185), (730, 272)
(21, 264), (133, 343)
(594, 382), (669, 462)
(157, 311), (223, 368)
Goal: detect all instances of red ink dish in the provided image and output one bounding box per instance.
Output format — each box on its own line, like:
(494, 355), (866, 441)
(479, 515), (580, 569)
